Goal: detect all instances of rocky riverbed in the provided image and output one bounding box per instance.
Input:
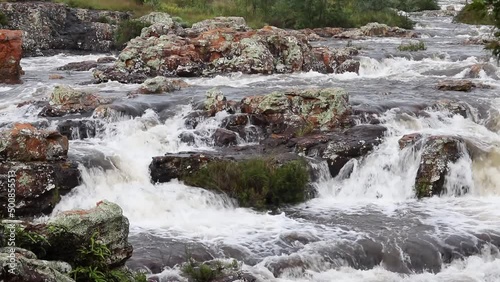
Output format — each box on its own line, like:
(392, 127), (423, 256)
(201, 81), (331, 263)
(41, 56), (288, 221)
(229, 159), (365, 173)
(1, 0), (500, 281)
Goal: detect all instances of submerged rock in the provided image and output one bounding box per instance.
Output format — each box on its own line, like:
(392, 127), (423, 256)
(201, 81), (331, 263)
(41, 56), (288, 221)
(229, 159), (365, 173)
(0, 29), (23, 84)
(437, 80), (475, 92)
(56, 60), (98, 71)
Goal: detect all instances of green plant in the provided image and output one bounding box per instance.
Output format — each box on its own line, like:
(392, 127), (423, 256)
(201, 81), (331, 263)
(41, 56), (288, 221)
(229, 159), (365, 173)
(0, 11), (8, 26)
(97, 16), (110, 24)
(398, 40), (427, 51)
(183, 158), (309, 210)
(455, 0), (495, 25)
(114, 19), (150, 48)
(295, 122), (315, 137)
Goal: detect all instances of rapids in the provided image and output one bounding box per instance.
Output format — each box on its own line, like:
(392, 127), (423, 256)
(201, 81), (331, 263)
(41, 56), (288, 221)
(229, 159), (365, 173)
(2, 0), (500, 281)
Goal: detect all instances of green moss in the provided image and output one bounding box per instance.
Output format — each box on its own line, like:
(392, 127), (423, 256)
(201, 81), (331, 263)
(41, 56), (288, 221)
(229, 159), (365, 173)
(182, 259), (239, 282)
(455, 0), (495, 25)
(0, 11), (8, 26)
(183, 158), (309, 210)
(114, 20), (150, 48)
(398, 41), (427, 52)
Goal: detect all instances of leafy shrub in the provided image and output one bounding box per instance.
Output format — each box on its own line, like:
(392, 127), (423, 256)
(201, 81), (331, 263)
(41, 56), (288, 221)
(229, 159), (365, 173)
(183, 158), (309, 210)
(114, 19), (149, 48)
(398, 40), (427, 51)
(455, 0), (495, 25)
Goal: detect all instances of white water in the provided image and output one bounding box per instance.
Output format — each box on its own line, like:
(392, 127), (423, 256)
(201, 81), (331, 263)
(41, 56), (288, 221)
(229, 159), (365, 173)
(1, 0), (500, 280)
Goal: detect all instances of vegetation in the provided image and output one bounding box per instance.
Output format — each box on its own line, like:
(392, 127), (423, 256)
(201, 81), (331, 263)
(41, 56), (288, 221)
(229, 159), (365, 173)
(182, 258), (240, 282)
(0, 11), (8, 26)
(114, 19), (150, 48)
(183, 158), (310, 210)
(397, 40), (427, 51)
(485, 0), (500, 59)
(71, 232), (147, 282)
(455, 0), (495, 25)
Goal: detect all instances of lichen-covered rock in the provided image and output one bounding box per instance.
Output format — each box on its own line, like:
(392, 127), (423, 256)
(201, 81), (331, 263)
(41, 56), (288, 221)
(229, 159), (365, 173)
(0, 248), (73, 282)
(0, 2), (130, 56)
(241, 88), (352, 131)
(205, 88), (228, 116)
(0, 160), (81, 217)
(0, 123), (81, 216)
(191, 17), (249, 32)
(46, 201), (133, 267)
(335, 22), (418, 39)
(399, 135), (468, 198)
(437, 80), (475, 92)
(93, 26), (359, 83)
(39, 85), (110, 117)
(0, 123), (68, 162)
(0, 29), (23, 84)
(138, 12), (182, 38)
(137, 76), (188, 94)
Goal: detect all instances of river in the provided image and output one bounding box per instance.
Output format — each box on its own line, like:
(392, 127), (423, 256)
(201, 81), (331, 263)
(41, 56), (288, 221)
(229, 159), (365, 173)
(1, 0), (500, 281)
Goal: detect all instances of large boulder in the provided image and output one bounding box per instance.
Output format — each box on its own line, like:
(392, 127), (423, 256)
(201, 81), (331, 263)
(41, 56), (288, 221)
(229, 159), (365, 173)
(138, 12), (183, 38)
(0, 29), (23, 84)
(149, 153), (311, 210)
(240, 88), (352, 131)
(399, 135), (468, 198)
(187, 16), (250, 37)
(0, 124), (81, 217)
(93, 26), (359, 83)
(39, 85), (110, 117)
(0, 2), (130, 56)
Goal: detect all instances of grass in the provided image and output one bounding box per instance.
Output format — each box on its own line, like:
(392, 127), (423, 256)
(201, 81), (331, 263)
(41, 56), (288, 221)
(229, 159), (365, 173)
(183, 158), (309, 210)
(53, 0), (151, 15)
(114, 19), (150, 48)
(455, 0), (495, 25)
(398, 40), (427, 51)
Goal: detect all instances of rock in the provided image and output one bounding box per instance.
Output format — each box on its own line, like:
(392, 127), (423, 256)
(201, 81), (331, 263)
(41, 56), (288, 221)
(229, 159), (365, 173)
(399, 135), (468, 198)
(187, 16), (250, 36)
(205, 88), (228, 116)
(0, 248), (73, 282)
(437, 80), (475, 92)
(0, 2), (130, 56)
(0, 123), (81, 216)
(311, 27), (344, 37)
(213, 128), (238, 147)
(466, 63), (498, 79)
(0, 29), (23, 84)
(150, 153), (222, 183)
(93, 26), (359, 82)
(0, 123), (68, 162)
(57, 119), (103, 140)
(46, 201), (133, 266)
(138, 12), (182, 38)
(96, 56), (116, 63)
(137, 76), (188, 94)
(49, 74), (64, 79)
(428, 100), (473, 119)
(149, 152), (310, 210)
(39, 85), (109, 117)
(57, 60), (98, 71)
(240, 88), (352, 131)
(322, 125), (387, 177)
(311, 47), (360, 74)
(180, 259), (257, 282)
(335, 22), (418, 39)
(398, 133), (423, 150)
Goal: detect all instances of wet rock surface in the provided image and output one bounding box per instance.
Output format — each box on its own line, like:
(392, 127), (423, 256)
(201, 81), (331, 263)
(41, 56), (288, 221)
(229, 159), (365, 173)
(0, 29), (23, 84)
(0, 2), (130, 56)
